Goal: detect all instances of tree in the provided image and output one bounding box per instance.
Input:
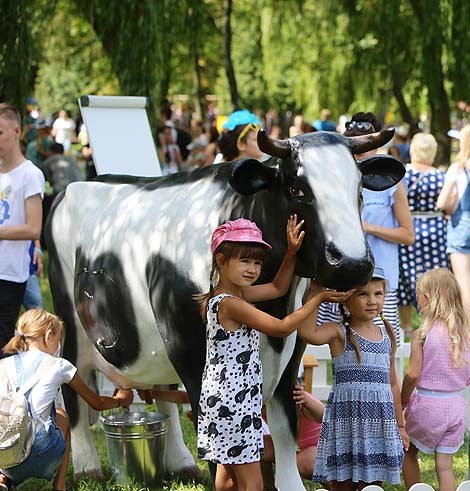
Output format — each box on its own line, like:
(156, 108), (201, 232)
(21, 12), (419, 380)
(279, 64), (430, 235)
(224, 0), (240, 111)
(34, 0), (119, 115)
(72, 0), (164, 119)
(409, 0), (451, 162)
(0, 0), (33, 116)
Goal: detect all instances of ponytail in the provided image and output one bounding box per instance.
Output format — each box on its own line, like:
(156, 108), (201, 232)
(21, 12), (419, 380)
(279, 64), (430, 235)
(3, 309), (63, 355)
(2, 332), (28, 355)
(380, 312), (397, 357)
(193, 257), (218, 318)
(339, 304), (361, 363)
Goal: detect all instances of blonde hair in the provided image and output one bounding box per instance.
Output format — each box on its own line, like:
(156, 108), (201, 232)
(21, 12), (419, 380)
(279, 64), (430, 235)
(455, 125), (470, 170)
(340, 279), (397, 363)
(2, 309), (64, 355)
(410, 133), (437, 165)
(416, 268), (470, 367)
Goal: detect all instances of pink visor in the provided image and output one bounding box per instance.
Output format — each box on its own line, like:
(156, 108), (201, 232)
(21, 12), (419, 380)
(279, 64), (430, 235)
(211, 218), (272, 253)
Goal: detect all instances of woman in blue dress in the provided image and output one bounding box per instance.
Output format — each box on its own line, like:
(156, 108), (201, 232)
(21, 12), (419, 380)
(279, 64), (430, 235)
(398, 133), (448, 336)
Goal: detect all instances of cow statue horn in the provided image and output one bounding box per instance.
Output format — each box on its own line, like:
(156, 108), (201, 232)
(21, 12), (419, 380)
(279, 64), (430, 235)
(257, 129), (290, 158)
(348, 128), (395, 155)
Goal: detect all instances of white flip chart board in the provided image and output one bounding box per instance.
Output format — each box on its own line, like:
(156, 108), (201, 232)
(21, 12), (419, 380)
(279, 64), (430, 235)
(78, 95), (162, 177)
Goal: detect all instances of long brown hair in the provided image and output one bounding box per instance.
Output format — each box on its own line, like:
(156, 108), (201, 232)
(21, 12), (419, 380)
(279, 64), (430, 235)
(416, 268), (470, 367)
(194, 241), (269, 318)
(2, 309), (64, 355)
(340, 279), (397, 363)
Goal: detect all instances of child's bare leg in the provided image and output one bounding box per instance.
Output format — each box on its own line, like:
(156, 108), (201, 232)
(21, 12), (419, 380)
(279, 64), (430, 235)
(296, 446), (316, 480)
(260, 461), (276, 490)
(53, 408), (71, 491)
(402, 442), (420, 488)
(232, 462), (264, 491)
(331, 480), (357, 491)
(435, 452), (455, 491)
(216, 464), (236, 491)
(261, 434), (276, 490)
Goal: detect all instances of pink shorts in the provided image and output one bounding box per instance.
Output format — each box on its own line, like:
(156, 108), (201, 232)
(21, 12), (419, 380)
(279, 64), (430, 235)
(405, 390), (466, 454)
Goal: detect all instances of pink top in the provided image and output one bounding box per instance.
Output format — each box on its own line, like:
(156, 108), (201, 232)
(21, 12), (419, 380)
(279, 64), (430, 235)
(418, 321), (470, 392)
(297, 392), (322, 450)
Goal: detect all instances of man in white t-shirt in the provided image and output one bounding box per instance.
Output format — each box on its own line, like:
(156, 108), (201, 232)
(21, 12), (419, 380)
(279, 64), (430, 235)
(0, 103), (45, 353)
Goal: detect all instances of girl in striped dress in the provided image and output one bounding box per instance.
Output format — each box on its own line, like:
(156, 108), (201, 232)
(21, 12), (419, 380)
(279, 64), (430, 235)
(299, 267), (407, 490)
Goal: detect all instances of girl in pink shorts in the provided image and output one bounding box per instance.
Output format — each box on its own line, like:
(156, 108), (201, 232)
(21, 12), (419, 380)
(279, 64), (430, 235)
(401, 268), (470, 491)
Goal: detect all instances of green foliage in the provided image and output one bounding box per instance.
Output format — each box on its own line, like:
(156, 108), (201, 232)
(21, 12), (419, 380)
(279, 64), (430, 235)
(0, 0), (33, 115)
(34, 0), (119, 115)
(6, 0), (469, 162)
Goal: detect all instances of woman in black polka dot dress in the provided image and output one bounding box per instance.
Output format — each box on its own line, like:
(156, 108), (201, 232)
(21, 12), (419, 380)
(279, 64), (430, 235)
(196, 216), (348, 490)
(398, 133), (449, 334)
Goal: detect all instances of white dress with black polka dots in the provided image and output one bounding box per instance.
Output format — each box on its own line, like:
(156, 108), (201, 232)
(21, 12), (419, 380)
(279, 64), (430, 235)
(197, 293), (263, 464)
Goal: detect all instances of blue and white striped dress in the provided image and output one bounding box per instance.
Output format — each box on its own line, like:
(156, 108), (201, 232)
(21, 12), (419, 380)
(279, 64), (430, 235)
(312, 323), (403, 484)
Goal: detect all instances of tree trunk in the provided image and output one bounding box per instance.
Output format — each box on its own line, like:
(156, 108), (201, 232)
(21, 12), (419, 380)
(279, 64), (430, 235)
(410, 0), (451, 163)
(224, 0), (239, 111)
(391, 72), (420, 137)
(189, 5), (204, 120)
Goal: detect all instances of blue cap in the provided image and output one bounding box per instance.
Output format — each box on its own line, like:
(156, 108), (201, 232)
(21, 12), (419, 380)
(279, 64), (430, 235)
(447, 129), (460, 140)
(371, 265), (385, 280)
(222, 110), (262, 131)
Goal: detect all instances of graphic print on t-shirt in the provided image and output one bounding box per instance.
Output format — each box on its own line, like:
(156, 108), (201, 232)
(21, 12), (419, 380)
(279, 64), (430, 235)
(0, 185), (12, 224)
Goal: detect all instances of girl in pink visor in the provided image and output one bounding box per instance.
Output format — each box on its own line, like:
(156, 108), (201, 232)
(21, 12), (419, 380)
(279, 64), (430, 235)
(196, 215), (350, 491)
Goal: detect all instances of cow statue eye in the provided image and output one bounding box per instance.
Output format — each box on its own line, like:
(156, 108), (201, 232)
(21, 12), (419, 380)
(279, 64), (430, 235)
(289, 186), (305, 198)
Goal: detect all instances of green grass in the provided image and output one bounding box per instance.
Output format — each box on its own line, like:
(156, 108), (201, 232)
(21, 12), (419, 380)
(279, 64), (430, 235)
(23, 254), (468, 490)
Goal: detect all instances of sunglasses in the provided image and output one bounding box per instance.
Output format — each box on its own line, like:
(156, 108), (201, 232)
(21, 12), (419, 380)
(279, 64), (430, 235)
(345, 121), (376, 133)
(237, 123), (261, 144)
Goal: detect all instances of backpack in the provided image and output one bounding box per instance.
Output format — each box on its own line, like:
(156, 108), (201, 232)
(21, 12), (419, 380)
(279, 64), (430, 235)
(0, 356), (56, 469)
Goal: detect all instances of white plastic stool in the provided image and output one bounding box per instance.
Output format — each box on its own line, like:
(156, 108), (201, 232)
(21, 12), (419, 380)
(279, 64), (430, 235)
(362, 485), (384, 491)
(457, 481), (470, 491)
(409, 484), (435, 491)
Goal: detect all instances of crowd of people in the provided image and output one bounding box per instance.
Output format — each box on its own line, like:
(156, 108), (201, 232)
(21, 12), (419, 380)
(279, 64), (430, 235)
(1, 99), (470, 491)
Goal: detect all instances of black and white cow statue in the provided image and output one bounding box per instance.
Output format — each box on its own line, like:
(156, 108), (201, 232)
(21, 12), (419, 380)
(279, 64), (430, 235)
(45, 129), (404, 490)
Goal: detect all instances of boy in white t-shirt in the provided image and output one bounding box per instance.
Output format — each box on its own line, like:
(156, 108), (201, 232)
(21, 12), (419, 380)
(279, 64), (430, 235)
(0, 103), (45, 353)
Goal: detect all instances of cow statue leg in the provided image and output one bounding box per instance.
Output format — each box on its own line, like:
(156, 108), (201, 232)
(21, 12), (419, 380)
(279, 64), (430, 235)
(266, 398), (305, 491)
(155, 400), (202, 481)
(65, 338), (104, 477)
(69, 383), (102, 478)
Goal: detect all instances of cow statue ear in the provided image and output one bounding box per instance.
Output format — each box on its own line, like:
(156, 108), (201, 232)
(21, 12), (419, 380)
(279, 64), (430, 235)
(229, 158), (281, 195)
(358, 154), (406, 191)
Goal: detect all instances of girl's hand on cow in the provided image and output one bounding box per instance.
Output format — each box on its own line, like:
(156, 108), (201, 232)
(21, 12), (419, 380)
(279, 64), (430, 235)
(320, 288), (355, 304)
(286, 214), (305, 256)
(292, 384), (307, 407)
(113, 388), (134, 408)
(137, 389), (155, 404)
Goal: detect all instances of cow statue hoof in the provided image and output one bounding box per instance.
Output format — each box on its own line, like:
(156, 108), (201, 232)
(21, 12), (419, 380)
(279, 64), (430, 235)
(74, 469), (104, 481)
(167, 465), (203, 483)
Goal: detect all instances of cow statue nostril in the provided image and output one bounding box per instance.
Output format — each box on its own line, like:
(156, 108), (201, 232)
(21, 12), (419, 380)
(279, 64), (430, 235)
(325, 242), (343, 266)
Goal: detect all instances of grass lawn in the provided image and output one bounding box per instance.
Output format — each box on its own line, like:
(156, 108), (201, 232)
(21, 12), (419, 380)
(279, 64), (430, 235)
(20, 254), (469, 490)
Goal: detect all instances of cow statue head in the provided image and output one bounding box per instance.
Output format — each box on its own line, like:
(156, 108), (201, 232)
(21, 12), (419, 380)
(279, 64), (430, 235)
(228, 129), (405, 290)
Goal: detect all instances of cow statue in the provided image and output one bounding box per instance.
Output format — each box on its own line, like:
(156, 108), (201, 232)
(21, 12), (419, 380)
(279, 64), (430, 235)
(45, 129), (404, 490)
